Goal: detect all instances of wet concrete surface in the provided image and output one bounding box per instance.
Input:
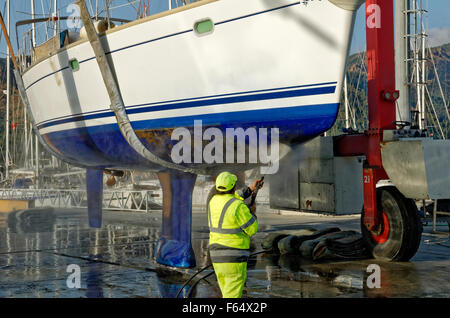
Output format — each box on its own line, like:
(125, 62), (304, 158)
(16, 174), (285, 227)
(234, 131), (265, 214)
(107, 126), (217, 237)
(0, 207), (449, 298)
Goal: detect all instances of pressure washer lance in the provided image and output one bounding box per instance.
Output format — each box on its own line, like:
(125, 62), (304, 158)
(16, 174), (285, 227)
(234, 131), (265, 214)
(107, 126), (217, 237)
(249, 177), (264, 209)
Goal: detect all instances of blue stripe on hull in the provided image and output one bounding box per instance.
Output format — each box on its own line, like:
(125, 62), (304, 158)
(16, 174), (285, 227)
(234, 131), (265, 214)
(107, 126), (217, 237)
(37, 85), (336, 130)
(43, 103), (339, 169)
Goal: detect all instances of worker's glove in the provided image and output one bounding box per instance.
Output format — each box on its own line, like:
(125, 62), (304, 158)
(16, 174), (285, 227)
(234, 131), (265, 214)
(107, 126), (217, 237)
(249, 178), (264, 192)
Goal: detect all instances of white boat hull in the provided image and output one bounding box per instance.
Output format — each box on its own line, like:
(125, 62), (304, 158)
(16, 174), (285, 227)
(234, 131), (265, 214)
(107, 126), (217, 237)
(22, 0), (359, 171)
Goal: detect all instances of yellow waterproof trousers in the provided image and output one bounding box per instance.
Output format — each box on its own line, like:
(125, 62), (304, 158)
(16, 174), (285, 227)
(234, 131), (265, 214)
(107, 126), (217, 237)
(212, 262), (247, 298)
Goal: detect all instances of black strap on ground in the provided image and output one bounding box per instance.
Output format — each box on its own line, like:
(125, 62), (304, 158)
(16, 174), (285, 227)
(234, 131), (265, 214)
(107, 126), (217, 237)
(176, 250), (267, 298)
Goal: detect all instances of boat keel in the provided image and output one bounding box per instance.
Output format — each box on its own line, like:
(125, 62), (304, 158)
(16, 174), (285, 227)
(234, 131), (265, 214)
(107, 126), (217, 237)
(86, 169), (103, 228)
(155, 170), (197, 268)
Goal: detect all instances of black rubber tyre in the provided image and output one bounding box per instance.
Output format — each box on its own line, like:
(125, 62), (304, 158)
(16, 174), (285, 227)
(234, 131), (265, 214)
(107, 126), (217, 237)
(361, 186), (423, 262)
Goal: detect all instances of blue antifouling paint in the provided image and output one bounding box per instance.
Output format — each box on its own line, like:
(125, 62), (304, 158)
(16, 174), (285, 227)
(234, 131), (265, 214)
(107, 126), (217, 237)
(86, 169), (103, 228)
(41, 103), (339, 169)
(86, 254), (104, 298)
(155, 170), (197, 268)
(156, 273), (189, 298)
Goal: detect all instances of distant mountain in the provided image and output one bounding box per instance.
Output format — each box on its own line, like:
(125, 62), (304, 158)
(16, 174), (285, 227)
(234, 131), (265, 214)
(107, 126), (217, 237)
(329, 43), (449, 138)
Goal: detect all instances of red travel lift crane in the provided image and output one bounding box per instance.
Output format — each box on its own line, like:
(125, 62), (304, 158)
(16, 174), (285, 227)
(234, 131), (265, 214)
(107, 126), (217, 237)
(334, 0), (422, 261)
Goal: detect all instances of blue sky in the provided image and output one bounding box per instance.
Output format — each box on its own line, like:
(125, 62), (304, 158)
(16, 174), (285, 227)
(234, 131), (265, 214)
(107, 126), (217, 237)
(1, 0), (449, 56)
(350, 0), (450, 53)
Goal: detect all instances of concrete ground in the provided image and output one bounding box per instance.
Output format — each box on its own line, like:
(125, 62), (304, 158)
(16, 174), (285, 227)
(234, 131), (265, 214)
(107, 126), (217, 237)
(0, 205), (449, 298)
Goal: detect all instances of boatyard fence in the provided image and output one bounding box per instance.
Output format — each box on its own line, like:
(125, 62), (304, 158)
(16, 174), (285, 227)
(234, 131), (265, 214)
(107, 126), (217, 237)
(0, 188), (161, 213)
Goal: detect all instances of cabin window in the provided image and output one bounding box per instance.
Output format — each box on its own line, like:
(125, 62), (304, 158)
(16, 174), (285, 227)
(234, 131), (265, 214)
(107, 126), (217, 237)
(69, 58), (80, 71)
(194, 19), (214, 35)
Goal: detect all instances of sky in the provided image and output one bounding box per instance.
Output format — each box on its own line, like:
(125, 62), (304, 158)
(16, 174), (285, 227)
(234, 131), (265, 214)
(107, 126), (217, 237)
(350, 0), (450, 54)
(0, 0), (449, 57)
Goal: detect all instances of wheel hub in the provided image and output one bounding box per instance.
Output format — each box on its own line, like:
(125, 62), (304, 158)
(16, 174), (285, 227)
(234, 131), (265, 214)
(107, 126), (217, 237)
(370, 211), (390, 244)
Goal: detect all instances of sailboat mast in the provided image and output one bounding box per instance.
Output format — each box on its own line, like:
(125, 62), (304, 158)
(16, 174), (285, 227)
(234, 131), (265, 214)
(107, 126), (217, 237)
(35, 134), (39, 187)
(5, 0), (10, 180)
(41, 0), (49, 41)
(420, 0), (426, 131)
(24, 104), (28, 168)
(395, 0), (411, 126)
(106, 0), (111, 28)
(54, 0), (58, 36)
(31, 0), (36, 46)
(24, 0), (36, 169)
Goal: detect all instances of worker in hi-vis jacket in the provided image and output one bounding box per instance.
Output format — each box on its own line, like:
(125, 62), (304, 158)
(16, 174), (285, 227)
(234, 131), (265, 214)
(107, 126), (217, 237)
(208, 171), (263, 298)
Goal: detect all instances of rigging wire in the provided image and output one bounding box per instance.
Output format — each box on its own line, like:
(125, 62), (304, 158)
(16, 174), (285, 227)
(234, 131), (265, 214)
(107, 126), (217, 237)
(349, 51), (366, 131)
(425, 84), (445, 139)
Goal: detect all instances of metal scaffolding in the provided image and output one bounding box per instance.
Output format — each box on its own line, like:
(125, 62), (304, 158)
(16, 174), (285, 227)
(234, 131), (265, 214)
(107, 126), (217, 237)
(396, 0), (429, 130)
(0, 188), (161, 213)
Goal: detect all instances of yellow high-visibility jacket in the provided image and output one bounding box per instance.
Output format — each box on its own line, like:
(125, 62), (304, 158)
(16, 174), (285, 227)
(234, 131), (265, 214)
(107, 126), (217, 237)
(208, 193), (258, 263)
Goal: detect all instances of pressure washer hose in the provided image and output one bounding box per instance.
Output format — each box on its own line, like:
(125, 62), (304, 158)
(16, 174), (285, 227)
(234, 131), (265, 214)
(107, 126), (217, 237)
(176, 250), (267, 298)
(176, 263), (214, 298)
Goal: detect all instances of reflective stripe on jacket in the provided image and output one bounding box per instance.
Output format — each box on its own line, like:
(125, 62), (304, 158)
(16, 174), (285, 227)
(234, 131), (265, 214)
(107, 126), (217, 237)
(209, 244), (251, 263)
(208, 193), (258, 263)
